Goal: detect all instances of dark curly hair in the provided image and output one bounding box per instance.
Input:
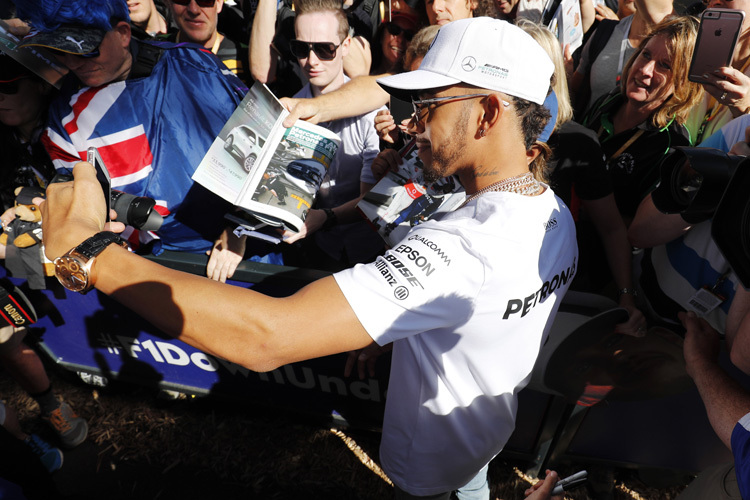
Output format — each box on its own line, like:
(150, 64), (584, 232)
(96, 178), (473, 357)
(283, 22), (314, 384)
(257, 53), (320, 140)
(511, 97), (551, 150)
(510, 97), (552, 182)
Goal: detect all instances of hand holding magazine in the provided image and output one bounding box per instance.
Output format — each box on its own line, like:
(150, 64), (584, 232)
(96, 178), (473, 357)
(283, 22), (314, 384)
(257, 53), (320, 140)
(193, 83), (341, 237)
(357, 140), (465, 247)
(0, 20), (68, 88)
(542, 0), (584, 53)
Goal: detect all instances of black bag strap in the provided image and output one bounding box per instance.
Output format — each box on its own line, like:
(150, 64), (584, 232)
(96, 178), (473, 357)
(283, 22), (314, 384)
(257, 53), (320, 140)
(589, 19), (619, 66)
(573, 19), (619, 121)
(129, 41), (166, 80)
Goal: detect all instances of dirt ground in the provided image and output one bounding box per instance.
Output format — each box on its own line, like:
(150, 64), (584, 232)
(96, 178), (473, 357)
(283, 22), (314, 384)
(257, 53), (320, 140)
(0, 368), (691, 500)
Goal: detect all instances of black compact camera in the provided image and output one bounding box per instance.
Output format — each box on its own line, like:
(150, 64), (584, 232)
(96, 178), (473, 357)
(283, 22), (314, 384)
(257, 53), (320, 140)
(49, 173), (163, 232)
(652, 146), (750, 287)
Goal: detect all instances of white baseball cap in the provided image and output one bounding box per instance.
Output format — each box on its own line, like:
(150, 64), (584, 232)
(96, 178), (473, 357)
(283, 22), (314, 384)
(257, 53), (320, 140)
(377, 17), (554, 105)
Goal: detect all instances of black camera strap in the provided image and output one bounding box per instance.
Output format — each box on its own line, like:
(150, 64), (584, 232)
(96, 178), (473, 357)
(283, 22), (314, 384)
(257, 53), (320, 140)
(0, 280), (37, 328)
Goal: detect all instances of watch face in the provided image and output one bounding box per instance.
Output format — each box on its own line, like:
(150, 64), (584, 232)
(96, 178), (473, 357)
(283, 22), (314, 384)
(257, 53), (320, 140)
(54, 255), (90, 292)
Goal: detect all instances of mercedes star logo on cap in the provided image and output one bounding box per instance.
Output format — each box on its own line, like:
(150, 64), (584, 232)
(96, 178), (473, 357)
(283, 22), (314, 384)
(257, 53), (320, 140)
(462, 56), (476, 72)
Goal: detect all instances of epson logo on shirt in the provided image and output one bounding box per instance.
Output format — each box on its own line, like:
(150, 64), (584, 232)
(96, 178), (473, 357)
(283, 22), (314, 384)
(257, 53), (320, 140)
(393, 245), (438, 277)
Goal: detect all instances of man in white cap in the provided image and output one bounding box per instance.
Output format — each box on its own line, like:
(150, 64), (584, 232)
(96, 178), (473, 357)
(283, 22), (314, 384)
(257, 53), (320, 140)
(39, 18), (577, 499)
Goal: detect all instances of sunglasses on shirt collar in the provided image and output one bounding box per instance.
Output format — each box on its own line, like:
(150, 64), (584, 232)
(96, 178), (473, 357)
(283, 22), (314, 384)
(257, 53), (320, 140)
(0, 76), (30, 95)
(171, 0), (217, 7)
(289, 40), (341, 61)
(385, 22), (415, 41)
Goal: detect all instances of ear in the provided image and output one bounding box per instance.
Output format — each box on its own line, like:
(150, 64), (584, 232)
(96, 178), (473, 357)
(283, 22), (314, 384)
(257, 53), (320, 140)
(114, 21), (132, 48)
(526, 143), (542, 166)
(477, 93), (504, 139)
(216, 0), (224, 14)
(340, 35), (351, 59)
(467, 0), (479, 12)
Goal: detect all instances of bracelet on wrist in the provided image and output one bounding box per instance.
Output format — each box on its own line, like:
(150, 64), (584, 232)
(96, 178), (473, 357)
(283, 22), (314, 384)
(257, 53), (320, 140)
(618, 287), (638, 298)
(321, 208), (337, 230)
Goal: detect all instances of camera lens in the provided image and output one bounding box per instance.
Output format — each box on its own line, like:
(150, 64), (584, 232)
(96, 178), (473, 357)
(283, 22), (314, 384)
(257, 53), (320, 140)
(672, 158), (703, 207)
(110, 190), (163, 231)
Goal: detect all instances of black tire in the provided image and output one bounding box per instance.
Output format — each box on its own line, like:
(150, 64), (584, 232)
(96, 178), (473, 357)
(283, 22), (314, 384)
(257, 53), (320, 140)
(244, 154), (257, 173)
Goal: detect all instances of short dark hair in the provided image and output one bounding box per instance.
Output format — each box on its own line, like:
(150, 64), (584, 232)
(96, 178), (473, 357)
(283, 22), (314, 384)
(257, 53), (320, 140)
(511, 96), (552, 182)
(511, 96), (551, 150)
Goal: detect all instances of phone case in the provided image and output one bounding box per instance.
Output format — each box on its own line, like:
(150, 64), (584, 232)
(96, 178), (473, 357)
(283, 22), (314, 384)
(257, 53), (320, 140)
(688, 9), (745, 84)
(390, 96), (413, 126)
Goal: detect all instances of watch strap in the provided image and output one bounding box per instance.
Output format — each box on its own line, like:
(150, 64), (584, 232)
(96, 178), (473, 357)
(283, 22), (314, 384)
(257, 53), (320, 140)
(321, 208), (337, 230)
(74, 231), (126, 259)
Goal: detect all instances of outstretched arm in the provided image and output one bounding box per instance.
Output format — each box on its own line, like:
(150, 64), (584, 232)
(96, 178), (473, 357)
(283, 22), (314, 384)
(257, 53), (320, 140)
(628, 194), (691, 248)
(584, 195), (646, 336)
(343, 36), (372, 78)
(249, 0), (279, 83)
(634, 0), (674, 26)
(729, 288), (750, 374)
(281, 74), (391, 126)
(680, 311), (750, 450)
(40, 163), (373, 373)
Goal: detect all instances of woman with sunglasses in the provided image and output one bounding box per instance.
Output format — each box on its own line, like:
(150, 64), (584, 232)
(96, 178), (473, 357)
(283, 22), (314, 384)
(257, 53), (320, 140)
(370, 12), (420, 75)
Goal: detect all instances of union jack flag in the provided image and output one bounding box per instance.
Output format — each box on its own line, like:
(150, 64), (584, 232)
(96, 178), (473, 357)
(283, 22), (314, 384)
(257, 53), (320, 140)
(43, 41), (246, 254)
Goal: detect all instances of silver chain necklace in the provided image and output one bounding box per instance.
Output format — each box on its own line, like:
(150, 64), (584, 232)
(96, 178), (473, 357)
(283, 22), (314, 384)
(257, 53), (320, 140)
(460, 172), (542, 208)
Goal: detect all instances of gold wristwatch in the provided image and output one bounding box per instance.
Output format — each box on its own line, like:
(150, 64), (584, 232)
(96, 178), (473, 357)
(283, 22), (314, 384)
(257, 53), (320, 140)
(54, 231), (127, 294)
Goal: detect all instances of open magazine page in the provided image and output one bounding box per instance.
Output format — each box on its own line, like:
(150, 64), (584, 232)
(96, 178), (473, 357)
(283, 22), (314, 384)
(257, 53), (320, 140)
(239, 120), (340, 233)
(192, 83), (285, 204)
(548, 0), (583, 53)
(357, 140), (465, 247)
(0, 21), (68, 88)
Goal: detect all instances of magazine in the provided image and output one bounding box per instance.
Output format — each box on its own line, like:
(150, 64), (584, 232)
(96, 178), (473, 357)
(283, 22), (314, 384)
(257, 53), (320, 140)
(544, 0), (584, 53)
(356, 140), (466, 247)
(225, 211), (283, 244)
(0, 20), (68, 88)
(193, 83), (341, 234)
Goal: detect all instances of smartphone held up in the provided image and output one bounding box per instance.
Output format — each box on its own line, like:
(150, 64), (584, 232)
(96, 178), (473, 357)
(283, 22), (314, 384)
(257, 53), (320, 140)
(86, 146), (112, 223)
(688, 8), (745, 84)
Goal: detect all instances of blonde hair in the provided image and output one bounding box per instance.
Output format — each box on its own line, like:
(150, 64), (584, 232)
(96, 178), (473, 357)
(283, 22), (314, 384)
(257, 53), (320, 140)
(403, 25), (440, 71)
(619, 15), (704, 128)
(516, 19), (573, 127)
(295, 0), (350, 42)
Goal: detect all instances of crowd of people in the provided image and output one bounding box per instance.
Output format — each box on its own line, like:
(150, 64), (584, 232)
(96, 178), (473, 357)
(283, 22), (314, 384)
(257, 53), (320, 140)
(1, 0), (750, 498)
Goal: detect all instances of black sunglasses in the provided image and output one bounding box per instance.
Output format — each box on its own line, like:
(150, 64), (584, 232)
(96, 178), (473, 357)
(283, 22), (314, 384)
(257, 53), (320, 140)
(172, 0), (216, 7)
(289, 40), (341, 61)
(0, 77), (28, 95)
(385, 22), (415, 41)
